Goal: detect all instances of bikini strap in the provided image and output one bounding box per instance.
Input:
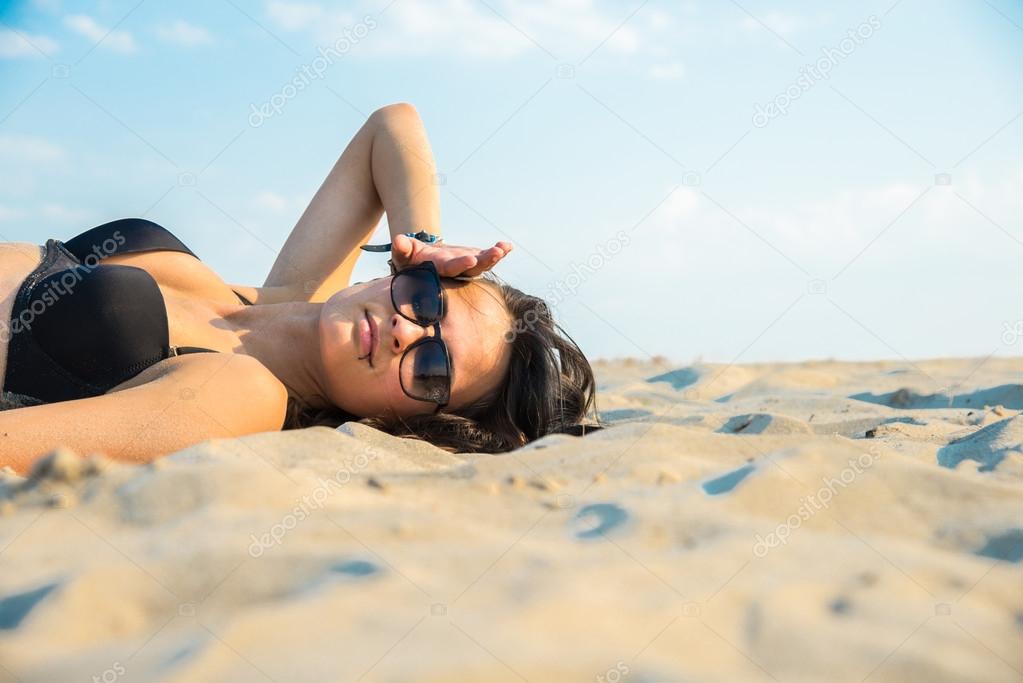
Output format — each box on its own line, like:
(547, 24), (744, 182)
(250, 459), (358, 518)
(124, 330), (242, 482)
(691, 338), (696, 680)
(169, 346), (219, 356)
(63, 218), (200, 262)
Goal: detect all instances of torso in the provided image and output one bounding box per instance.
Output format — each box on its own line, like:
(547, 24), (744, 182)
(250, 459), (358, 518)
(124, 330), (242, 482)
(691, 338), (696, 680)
(0, 242), (250, 396)
(0, 243), (45, 394)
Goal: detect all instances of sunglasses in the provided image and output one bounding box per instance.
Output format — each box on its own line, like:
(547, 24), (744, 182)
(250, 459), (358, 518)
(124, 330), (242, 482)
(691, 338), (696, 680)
(386, 260), (452, 413)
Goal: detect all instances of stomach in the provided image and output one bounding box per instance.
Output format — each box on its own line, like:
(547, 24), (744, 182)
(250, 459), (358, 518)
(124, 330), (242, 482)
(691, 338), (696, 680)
(0, 242), (46, 394)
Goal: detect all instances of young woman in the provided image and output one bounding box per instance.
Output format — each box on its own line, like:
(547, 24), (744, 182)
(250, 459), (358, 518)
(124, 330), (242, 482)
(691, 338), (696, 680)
(0, 103), (599, 473)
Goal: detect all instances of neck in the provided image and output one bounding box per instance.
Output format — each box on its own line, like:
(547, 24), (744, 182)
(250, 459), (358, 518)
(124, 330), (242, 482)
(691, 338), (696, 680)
(230, 301), (332, 410)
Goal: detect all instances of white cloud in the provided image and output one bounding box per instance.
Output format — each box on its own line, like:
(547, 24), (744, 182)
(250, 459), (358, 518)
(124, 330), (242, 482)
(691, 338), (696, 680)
(0, 135), (66, 163)
(371, 0), (523, 58)
(30, 0), (62, 12)
(64, 14), (137, 53)
(0, 28), (59, 58)
(156, 20), (214, 46)
(739, 11), (807, 36)
(264, 0), (645, 60)
(266, 1), (324, 31)
(645, 8), (673, 30)
(644, 171), (1023, 275)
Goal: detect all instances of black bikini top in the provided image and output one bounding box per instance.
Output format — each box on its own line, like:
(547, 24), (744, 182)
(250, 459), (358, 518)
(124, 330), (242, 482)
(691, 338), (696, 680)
(2, 218), (253, 407)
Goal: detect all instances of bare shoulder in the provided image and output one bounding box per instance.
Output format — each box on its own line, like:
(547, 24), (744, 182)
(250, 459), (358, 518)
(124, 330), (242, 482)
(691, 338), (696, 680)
(109, 352), (289, 431)
(0, 353), (289, 473)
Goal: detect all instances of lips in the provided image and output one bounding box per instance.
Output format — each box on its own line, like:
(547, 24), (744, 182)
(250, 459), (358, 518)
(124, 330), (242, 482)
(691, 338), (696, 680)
(358, 309), (378, 366)
(367, 310), (378, 363)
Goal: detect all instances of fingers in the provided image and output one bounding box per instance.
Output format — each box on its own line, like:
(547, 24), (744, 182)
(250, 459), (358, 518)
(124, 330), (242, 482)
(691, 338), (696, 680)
(434, 254), (477, 278)
(460, 247), (504, 277)
(393, 239), (514, 277)
(486, 242), (512, 263)
(390, 233), (414, 265)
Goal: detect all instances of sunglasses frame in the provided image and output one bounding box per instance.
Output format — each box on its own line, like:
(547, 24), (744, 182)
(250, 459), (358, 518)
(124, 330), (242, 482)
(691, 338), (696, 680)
(389, 260), (451, 412)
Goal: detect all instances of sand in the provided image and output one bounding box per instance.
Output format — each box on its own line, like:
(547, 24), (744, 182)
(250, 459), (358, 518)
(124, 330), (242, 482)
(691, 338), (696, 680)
(1, 356), (1022, 682)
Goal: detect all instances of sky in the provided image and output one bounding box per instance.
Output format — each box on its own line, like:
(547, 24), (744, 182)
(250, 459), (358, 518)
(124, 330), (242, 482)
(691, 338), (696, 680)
(0, 0), (1021, 368)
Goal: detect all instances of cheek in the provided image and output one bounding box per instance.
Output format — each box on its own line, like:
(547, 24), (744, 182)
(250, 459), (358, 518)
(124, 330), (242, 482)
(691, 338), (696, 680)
(318, 282), (375, 363)
(318, 304), (352, 370)
(322, 348), (422, 418)
(315, 284), (436, 419)
(316, 294), (364, 409)
(376, 358), (427, 416)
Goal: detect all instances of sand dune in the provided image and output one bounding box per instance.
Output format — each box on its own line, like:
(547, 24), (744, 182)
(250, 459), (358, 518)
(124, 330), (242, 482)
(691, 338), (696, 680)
(1, 356), (1022, 682)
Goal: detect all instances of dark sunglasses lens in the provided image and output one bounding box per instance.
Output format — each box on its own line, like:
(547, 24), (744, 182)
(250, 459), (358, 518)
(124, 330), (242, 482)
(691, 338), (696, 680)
(392, 268), (442, 323)
(400, 340), (450, 404)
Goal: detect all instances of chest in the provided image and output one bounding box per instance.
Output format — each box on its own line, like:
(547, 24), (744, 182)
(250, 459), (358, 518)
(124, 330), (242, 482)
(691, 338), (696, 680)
(97, 250), (245, 352)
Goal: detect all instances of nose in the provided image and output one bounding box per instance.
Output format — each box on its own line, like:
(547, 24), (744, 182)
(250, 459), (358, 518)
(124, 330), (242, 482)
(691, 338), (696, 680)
(388, 313), (433, 355)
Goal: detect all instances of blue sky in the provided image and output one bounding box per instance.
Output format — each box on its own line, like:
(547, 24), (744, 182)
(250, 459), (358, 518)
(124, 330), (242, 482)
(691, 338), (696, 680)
(1, 0), (1021, 367)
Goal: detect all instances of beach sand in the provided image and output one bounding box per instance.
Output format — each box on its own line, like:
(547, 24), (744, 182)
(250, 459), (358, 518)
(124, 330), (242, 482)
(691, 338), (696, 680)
(1, 356), (1022, 682)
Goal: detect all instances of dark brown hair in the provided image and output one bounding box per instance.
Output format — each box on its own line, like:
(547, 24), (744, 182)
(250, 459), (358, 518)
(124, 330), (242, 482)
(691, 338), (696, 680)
(282, 272), (601, 453)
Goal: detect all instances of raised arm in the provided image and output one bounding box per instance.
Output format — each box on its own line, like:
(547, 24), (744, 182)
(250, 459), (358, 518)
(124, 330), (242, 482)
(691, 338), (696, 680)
(262, 102), (442, 302)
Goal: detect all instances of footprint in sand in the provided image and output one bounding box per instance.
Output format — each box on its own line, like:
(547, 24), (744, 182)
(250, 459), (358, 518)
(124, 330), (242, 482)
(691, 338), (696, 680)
(332, 559), (380, 578)
(975, 529), (1023, 563)
(702, 463), (756, 495)
(0, 581), (59, 630)
(718, 414), (811, 435)
(572, 503), (629, 540)
(851, 384), (1023, 410)
(937, 415), (1023, 472)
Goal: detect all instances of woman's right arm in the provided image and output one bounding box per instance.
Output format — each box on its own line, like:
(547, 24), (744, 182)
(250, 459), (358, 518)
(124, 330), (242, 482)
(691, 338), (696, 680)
(261, 102), (441, 302)
(259, 102), (511, 302)
(0, 353), (287, 474)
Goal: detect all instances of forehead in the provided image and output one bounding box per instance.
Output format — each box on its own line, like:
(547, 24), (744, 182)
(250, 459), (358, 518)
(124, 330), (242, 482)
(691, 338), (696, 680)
(440, 279), (511, 405)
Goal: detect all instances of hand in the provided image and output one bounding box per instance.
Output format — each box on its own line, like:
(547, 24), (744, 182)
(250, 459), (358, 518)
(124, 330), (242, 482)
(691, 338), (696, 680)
(390, 233), (514, 278)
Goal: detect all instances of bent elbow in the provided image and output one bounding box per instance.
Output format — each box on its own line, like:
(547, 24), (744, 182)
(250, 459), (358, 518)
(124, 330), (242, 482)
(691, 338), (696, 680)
(370, 102), (420, 126)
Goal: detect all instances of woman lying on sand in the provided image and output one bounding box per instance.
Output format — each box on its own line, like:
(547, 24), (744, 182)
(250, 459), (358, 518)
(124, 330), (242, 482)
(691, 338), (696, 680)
(0, 103), (598, 473)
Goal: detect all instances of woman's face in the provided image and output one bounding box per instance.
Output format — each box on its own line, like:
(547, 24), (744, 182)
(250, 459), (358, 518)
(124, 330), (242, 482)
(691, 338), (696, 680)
(319, 274), (513, 419)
